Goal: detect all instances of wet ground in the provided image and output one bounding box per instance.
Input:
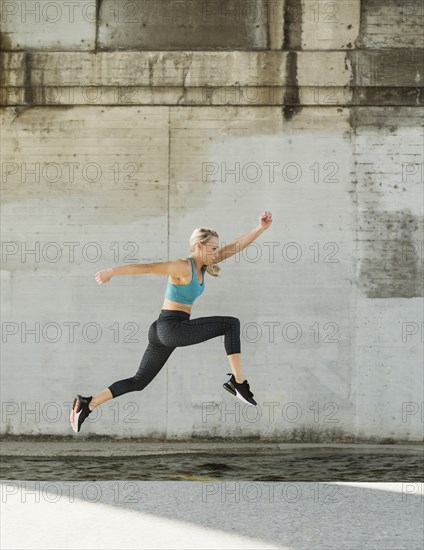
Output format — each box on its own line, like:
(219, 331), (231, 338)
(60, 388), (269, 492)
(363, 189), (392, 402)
(1, 440), (422, 481)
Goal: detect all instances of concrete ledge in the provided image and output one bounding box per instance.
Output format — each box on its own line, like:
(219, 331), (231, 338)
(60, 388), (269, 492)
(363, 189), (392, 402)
(1, 50), (422, 106)
(1, 437), (422, 457)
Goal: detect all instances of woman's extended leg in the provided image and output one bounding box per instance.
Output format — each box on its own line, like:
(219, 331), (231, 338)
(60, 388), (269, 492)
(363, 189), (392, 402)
(90, 320), (175, 410)
(89, 388), (113, 410)
(70, 319), (176, 431)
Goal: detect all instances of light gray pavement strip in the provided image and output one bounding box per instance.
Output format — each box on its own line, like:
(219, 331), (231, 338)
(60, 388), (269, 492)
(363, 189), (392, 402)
(1, 481), (423, 549)
(1, 439), (422, 457)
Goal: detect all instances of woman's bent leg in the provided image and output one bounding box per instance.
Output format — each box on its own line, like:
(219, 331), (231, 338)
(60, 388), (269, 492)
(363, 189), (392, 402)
(226, 353), (245, 383)
(157, 315), (241, 355)
(157, 314), (244, 381)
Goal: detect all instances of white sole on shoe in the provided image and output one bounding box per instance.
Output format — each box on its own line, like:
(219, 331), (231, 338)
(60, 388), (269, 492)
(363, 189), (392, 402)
(71, 409), (84, 432)
(234, 388), (257, 406)
(70, 398), (81, 432)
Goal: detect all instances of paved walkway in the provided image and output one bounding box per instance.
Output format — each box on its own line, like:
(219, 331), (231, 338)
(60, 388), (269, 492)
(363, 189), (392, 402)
(1, 480), (423, 549)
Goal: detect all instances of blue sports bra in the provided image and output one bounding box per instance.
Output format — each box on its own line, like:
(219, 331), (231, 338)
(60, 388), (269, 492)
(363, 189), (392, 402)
(164, 256), (206, 305)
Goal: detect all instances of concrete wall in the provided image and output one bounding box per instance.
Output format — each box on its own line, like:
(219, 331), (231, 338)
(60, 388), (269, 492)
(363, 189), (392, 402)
(1, 0), (423, 441)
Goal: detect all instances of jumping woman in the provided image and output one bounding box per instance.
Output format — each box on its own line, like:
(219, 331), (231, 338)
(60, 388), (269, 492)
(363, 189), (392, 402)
(70, 211), (273, 433)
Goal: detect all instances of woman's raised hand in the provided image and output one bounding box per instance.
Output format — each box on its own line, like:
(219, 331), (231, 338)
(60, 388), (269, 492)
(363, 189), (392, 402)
(259, 211), (273, 230)
(95, 268), (114, 285)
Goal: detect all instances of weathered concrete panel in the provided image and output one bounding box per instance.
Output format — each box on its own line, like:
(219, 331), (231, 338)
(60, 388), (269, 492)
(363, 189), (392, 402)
(358, 0), (424, 49)
(301, 0), (360, 50)
(0, 51), (285, 87)
(1, 105), (170, 437)
(352, 107), (423, 299)
(351, 50), (424, 88)
(268, 0), (284, 50)
(354, 296), (424, 440)
(98, 0), (269, 50)
(0, 0), (96, 51)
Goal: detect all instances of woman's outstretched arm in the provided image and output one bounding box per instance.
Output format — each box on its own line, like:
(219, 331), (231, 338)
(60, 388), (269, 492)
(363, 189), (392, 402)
(95, 259), (189, 284)
(112, 264), (150, 276)
(215, 211), (273, 264)
(95, 264), (147, 284)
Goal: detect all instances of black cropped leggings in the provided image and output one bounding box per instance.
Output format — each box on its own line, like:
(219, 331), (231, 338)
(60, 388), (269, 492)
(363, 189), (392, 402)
(108, 309), (241, 398)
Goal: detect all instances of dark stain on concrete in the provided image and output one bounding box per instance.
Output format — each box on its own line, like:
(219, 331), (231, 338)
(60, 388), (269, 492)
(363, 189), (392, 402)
(9, 106), (31, 121)
(0, 34), (12, 105)
(95, 0), (104, 52)
(354, 87), (424, 106)
(348, 50), (361, 106)
(282, 0), (302, 120)
(2, 432), (422, 445)
(283, 0), (302, 51)
(357, 209), (423, 298)
(23, 53), (33, 106)
(283, 52), (301, 120)
(344, 53), (349, 72)
(0, 30), (13, 51)
(148, 57), (154, 87)
(0, 57), (6, 103)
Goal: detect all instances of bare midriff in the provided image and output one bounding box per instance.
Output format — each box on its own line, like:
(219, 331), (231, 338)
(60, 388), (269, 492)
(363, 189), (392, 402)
(161, 298), (193, 314)
(160, 257), (204, 314)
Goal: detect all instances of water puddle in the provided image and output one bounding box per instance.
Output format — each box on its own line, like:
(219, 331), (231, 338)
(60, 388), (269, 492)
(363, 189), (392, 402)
(1, 449), (422, 481)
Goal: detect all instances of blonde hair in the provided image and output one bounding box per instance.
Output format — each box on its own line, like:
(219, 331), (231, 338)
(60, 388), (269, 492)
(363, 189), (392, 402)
(189, 227), (221, 278)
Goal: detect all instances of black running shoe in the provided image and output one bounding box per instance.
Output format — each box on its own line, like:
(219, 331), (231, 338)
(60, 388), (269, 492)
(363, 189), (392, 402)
(70, 395), (93, 433)
(223, 373), (237, 396)
(223, 373), (257, 406)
